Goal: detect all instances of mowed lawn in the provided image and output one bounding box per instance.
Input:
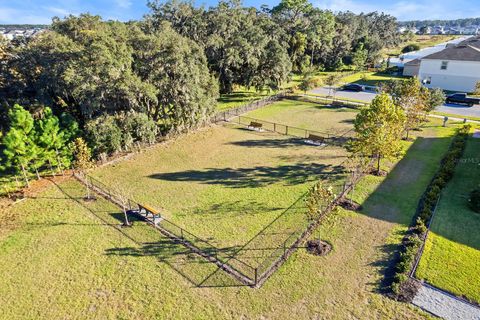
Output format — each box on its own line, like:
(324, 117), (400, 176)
(244, 98), (358, 135)
(0, 119), (455, 319)
(91, 123), (349, 251)
(416, 137), (480, 304)
(0, 176), (433, 319)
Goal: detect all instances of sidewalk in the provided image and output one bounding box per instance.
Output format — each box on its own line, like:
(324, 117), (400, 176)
(413, 283), (480, 320)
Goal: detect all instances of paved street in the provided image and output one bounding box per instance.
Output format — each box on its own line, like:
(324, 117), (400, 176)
(435, 103), (480, 118)
(310, 86), (378, 102)
(310, 86), (480, 118)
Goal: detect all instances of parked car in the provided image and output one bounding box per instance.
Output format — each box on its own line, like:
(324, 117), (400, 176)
(342, 83), (364, 92)
(446, 93), (480, 107)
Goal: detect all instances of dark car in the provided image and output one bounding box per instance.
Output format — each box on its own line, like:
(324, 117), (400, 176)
(446, 93), (480, 107)
(342, 83), (364, 92)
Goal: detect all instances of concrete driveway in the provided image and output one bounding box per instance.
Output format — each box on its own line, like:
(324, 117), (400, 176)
(309, 86), (377, 102)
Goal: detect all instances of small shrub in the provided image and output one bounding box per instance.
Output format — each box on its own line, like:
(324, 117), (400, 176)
(418, 207), (432, 221)
(401, 44), (420, 53)
(414, 218), (427, 235)
(391, 281), (401, 295)
(432, 177), (446, 189)
(469, 189), (480, 213)
(86, 115), (123, 155)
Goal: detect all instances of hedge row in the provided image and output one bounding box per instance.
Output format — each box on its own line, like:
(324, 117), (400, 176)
(390, 124), (471, 301)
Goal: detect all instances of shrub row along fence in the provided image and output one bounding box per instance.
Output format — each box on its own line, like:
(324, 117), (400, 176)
(212, 92), (287, 123)
(233, 115), (354, 147)
(388, 125), (471, 303)
(73, 157), (369, 288)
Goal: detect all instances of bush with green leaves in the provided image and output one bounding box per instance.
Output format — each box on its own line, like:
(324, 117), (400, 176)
(298, 76), (322, 93)
(401, 44), (420, 54)
(85, 115), (123, 155)
(86, 111), (158, 157)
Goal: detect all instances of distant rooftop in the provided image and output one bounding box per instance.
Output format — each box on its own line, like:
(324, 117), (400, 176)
(422, 36), (480, 61)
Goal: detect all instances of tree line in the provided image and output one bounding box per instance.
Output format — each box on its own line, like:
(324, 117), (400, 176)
(399, 17), (480, 28)
(0, 0), (403, 187)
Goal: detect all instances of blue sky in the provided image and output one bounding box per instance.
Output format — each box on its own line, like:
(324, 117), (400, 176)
(1, 0), (480, 24)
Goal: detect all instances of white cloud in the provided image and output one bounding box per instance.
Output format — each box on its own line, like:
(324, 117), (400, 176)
(44, 6), (71, 16)
(115, 0), (132, 9)
(0, 7), (52, 24)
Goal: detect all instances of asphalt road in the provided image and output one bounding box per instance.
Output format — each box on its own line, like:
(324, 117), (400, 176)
(435, 103), (480, 118)
(310, 86), (378, 102)
(309, 86), (480, 118)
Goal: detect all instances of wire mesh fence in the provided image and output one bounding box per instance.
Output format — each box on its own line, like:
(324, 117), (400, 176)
(294, 93), (369, 108)
(73, 159), (368, 287)
(233, 115), (354, 147)
(212, 92), (287, 123)
(74, 171), (258, 286)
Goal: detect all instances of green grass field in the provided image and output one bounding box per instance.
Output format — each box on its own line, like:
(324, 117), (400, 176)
(341, 72), (407, 87)
(416, 137), (480, 304)
(0, 98), (460, 318)
(217, 89), (271, 111)
(245, 98), (358, 134)
(90, 122), (348, 249)
(383, 35), (461, 57)
(216, 71), (353, 111)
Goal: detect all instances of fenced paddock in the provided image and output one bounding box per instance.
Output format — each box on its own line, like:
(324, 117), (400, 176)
(78, 156), (362, 287)
(243, 97), (359, 137)
(86, 93), (363, 286)
(233, 115), (353, 146)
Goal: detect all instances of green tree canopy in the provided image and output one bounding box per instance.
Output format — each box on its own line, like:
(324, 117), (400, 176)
(350, 93), (406, 174)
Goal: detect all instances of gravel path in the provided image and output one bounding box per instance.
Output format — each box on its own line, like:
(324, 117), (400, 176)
(412, 283), (480, 320)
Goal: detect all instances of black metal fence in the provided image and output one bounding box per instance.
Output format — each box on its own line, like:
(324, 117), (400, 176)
(233, 115), (354, 146)
(73, 172), (258, 286)
(212, 92), (287, 123)
(295, 93), (369, 108)
(73, 160), (368, 287)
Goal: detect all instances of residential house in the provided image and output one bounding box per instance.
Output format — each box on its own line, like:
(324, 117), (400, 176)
(403, 59), (421, 76)
(418, 37), (480, 92)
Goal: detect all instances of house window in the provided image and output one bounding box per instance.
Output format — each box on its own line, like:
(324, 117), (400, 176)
(441, 61), (449, 70)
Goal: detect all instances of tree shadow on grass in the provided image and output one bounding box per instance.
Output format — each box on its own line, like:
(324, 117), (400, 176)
(105, 239), (249, 288)
(352, 135), (480, 294)
(149, 163), (346, 188)
(187, 200), (285, 217)
(227, 137), (306, 148)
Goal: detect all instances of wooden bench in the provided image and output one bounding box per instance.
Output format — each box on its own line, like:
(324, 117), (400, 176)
(248, 121), (263, 130)
(138, 204), (161, 219)
(305, 134), (326, 146)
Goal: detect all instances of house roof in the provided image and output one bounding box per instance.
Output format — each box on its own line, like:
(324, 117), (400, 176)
(405, 58), (421, 66)
(422, 36), (480, 62)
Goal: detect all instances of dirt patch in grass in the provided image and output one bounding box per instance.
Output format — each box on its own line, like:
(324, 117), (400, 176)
(306, 239), (332, 256)
(338, 198), (362, 211)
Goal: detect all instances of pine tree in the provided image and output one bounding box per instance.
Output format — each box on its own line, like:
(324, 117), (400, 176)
(35, 107), (74, 175)
(2, 105), (38, 186)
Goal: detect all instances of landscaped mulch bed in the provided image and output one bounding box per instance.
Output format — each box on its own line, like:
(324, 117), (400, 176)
(306, 239), (332, 256)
